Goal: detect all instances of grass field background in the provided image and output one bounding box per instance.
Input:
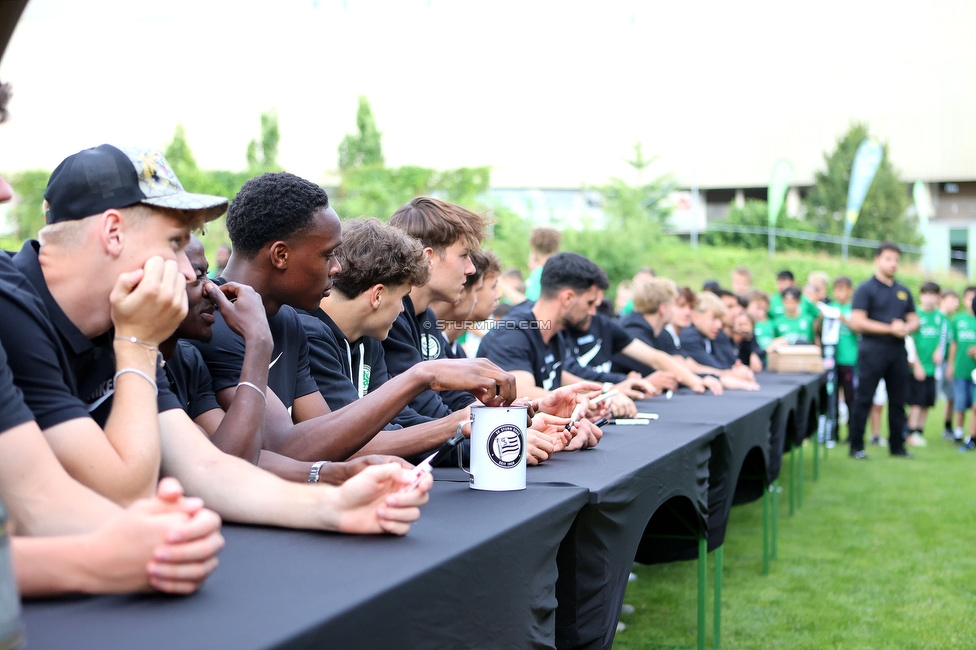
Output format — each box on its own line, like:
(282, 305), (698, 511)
(613, 404), (976, 650)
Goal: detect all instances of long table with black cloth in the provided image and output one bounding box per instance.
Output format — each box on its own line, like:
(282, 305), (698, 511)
(19, 372), (824, 650)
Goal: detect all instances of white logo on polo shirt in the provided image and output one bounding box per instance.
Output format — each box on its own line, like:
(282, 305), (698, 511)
(577, 340), (603, 367)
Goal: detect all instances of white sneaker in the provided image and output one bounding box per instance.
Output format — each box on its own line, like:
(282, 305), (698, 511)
(906, 433), (927, 447)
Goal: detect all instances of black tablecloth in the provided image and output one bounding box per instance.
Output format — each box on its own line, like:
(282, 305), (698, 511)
(19, 373), (825, 650)
(22, 481), (588, 650)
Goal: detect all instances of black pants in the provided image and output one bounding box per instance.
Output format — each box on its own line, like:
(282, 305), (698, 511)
(850, 344), (909, 454)
(837, 364), (856, 439)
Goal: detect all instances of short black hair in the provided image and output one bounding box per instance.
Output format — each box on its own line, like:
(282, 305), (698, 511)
(920, 281), (941, 295)
(781, 286), (802, 301)
(540, 252), (609, 298)
(226, 172), (330, 258)
(875, 241), (901, 257)
(833, 276), (852, 288)
(776, 270), (794, 281)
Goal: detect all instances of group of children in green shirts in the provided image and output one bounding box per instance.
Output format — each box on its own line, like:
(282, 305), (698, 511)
(748, 273), (976, 449)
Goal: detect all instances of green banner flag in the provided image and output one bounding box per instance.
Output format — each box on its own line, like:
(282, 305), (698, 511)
(845, 138), (884, 236)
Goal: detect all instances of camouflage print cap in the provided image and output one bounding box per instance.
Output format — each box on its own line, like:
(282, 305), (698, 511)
(44, 144), (228, 224)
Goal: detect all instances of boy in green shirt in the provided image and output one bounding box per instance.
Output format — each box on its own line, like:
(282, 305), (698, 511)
(832, 277), (858, 435)
(768, 270), (821, 323)
(772, 286), (816, 345)
(938, 290), (960, 439)
(906, 282), (946, 447)
(947, 286), (976, 444)
(746, 290), (776, 352)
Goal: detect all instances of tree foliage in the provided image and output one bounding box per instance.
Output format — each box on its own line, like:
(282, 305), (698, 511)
(804, 122), (918, 257)
(338, 96), (384, 171)
(246, 110), (281, 173)
(703, 199), (822, 253)
(560, 143), (678, 290)
(6, 169), (48, 240)
(333, 97), (490, 220)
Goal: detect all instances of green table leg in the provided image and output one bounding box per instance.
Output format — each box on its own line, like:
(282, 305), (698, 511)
(772, 479), (779, 560)
(813, 431), (820, 480)
(762, 486), (770, 575)
(714, 545), (722, 649)
(698, 535), (706, 650)
(798, 443), (804, 509)
(789, 447), (796, 516)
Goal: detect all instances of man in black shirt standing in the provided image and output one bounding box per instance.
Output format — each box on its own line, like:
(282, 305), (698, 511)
(848, 242), (919, 459)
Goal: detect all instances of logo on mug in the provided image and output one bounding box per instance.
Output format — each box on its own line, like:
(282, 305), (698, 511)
(486, 424), (524, 469)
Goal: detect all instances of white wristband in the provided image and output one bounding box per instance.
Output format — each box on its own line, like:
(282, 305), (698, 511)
(237, 381), (267, 407)
(114, 368), (158, 395)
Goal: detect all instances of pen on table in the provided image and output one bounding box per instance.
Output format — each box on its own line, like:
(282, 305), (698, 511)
(565, 403), (585, 432)
(402, 431), (464, 491)
(403, 449), (440, 492)
(593, 417), (610, 428)
(591, 388), (619, 404)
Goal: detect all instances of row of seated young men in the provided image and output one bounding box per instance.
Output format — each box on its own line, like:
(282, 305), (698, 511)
(0, 144), (762, 605)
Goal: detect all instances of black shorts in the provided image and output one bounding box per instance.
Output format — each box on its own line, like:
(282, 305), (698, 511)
(907, 376), (936, 408)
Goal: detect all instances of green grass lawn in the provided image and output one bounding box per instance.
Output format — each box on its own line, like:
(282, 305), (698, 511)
(614, 403), (976, 650)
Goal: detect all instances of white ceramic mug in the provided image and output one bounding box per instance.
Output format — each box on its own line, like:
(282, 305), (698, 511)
(459, 405), (527, 491)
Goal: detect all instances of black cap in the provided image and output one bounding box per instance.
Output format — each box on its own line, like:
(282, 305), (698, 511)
(44, 144), (227, 224)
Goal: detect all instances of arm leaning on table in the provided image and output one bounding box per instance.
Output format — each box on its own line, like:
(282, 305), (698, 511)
(0, 409), (223, 596)
(158, 408), (431, 535)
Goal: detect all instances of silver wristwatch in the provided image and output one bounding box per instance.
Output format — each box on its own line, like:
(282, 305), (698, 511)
(307, 460), (329, 483)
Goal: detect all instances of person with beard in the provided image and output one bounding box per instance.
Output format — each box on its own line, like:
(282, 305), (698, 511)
(848, 243), (919, 459)
(478, 252), (604, 397)
(477, 252), (608, 447)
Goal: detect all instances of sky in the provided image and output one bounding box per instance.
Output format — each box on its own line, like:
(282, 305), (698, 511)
(1, 0), (974, 189)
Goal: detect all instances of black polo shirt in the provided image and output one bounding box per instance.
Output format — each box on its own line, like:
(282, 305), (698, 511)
(477, 301), (566, 391)
(713, 330), (739, 368)
(564, 313), (631, 383)
(611, 312), (656, 376)
(298, 307), (428, 428)
(434, 330), (479, 412)
(0, 242), (181, 430)
(191, 298), (318, 412)
(678, 324), (729, 369)
(656, 324), (682, 355)
(382, 295), (454, 419)
(852, 276), (916, 348)
(0, 342), (35, 434)
(165, 341), (222, 420)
